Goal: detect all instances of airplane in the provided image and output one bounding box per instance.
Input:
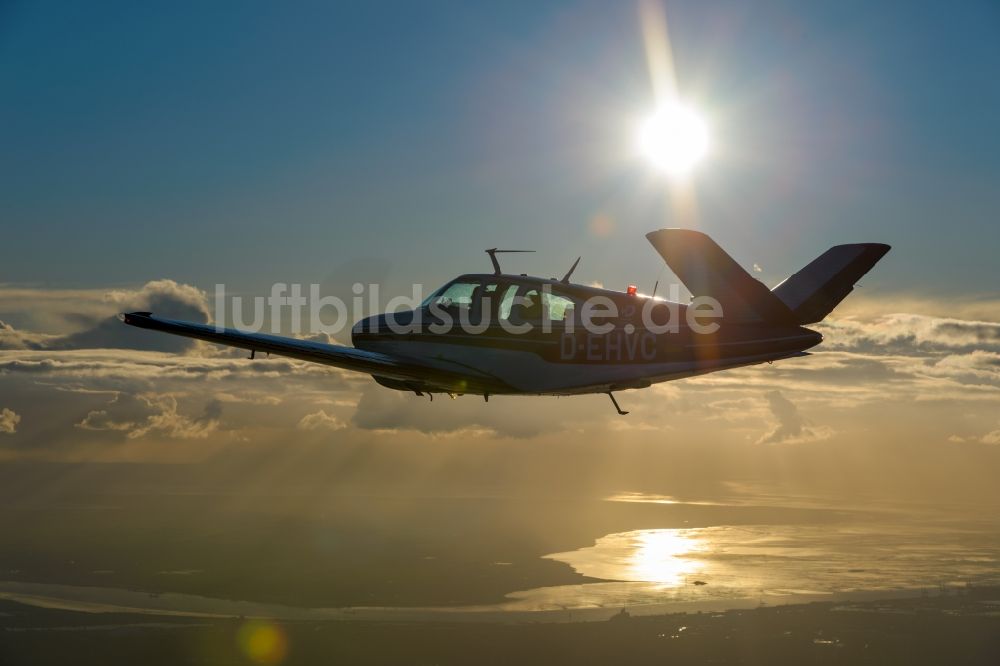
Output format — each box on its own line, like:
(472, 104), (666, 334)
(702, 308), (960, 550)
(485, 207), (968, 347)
(121, 229), (890, 414)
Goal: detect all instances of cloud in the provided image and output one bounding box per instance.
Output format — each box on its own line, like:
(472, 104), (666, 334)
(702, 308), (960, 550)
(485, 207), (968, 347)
(816, 313), (1000, 353)
(76, 409), (134, 432)
(295, 332), (342, 345)
(0, 280), (211, 353)
(56, 280), (211, 353)
(76, 393), (221, 440)
(834, 296), (1000, 323)
(1, 280), (1000, 510)
(756, 391), (832, 445)
(0, 408), (20, 434)
(349, 382), (618, 439)
(950, 425), (1000, 446)
(0, 320), (58, 350)
(297, 410), (347, 431)
(0, 349), (346, 384)
(930, 349), (1000, 377)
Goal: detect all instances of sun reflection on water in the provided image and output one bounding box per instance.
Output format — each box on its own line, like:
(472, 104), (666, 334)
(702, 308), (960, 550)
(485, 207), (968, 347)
(545, 528), (708, 588)
(629, 529), (706, 585)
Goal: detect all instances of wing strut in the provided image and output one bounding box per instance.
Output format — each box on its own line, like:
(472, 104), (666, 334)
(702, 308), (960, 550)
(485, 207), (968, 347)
(607, 391), (629, 416)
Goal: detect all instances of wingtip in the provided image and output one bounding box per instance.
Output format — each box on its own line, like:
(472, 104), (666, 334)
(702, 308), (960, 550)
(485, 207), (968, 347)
(646, 227), (704, 237)
(865, 243), (892, 259)
(119, 311), (153, 325)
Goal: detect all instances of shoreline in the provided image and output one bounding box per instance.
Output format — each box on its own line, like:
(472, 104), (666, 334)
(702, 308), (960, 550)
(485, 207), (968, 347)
(0, 579), (956, 624)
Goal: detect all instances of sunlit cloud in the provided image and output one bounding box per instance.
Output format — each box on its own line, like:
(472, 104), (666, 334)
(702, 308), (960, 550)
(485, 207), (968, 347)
(76, 393), (221, 440)
(816, 313), (1000, 352)
(0, 282), (999, 502)
(0, 280), (210, 353)
(949, 425), (1000, 446)
(297, 409), (346, 432)
(0, 407), (20, 435)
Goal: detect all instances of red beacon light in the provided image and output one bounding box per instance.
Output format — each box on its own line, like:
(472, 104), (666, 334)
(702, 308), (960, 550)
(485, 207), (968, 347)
(626, 284), (637, 296)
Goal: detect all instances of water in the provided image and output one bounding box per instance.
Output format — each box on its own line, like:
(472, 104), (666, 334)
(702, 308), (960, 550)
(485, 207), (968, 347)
(512, 520), (1000, 612)
(2, 494), (998, 621)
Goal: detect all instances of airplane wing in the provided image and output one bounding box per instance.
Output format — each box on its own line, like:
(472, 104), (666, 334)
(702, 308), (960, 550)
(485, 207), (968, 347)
(646, 229), (796, 323)
(120, 312), (501, 393)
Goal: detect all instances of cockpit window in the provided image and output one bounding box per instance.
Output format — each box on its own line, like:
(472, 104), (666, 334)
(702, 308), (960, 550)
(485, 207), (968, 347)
(426, 280), (579, 327)
(499, 285), (577, 324)
(541, 291), (575, 322)
(426, 281), (479, 309)
(497, 284), (520, 320)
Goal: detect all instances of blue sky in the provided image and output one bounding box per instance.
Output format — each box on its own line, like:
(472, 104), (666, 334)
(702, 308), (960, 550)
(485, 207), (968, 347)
(3, 0), (999, 297)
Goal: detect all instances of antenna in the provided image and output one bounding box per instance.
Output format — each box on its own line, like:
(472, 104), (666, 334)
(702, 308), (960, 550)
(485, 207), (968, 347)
(560, 257), (581, 284)
(650, 264), (667, 300)
(485, 248), (534, 275)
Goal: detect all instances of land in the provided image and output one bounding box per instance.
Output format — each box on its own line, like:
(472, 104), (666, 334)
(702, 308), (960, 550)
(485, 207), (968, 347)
(4, 462), (998, 663)
(2, 589), (999, 665)
(0, 462), (851, 608)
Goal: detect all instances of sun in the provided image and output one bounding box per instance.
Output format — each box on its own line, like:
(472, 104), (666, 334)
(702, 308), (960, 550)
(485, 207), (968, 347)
(637, 103), (710, 176)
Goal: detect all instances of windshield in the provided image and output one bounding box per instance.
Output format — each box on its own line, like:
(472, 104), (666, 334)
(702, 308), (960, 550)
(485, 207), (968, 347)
(423, 278), (579, 327)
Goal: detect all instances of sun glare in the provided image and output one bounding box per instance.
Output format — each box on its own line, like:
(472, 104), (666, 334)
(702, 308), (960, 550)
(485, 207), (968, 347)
(637, 103), (709, 176)
(629, 529), (706, 585)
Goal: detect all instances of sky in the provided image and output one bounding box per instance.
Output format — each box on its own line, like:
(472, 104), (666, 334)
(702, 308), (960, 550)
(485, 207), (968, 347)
(1, 1), (1000, 505)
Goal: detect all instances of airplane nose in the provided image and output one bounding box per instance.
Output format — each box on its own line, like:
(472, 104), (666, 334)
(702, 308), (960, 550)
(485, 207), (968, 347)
(351, 316), (369, 340)
(351, 314), (380, 345)
(350, 318), (363, 347)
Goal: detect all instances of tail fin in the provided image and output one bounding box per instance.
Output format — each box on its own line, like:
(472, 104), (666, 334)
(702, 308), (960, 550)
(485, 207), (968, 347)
(772, 243), (890, 324)
(646, 229), (797, 323)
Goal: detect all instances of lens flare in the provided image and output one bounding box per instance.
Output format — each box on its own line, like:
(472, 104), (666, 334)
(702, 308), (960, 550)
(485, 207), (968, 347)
(237, 620), (289, 665)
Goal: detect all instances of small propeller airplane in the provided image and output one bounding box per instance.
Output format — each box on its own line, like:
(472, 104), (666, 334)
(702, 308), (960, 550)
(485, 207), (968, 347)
(122, 229), (889, 414)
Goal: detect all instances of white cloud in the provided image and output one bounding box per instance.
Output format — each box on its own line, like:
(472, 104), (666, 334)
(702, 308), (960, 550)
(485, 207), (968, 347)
(297, 410), (347, 431)
(816, 313), (1000, 352)
(950, 426), (1000, 446)
(0, 408), (20, 434)
(0, 280), (211, 353)
(76, 393), (220, 440)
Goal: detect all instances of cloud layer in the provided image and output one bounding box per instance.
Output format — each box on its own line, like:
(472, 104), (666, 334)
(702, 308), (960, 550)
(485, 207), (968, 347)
(0, 283), (998, 503)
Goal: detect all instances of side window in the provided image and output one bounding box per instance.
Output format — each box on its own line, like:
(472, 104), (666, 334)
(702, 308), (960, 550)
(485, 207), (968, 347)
(499, 285), (577, 324)
(472, 283), (500, 323)
(541, 292), (575, 322)
(508, 288), (543, 323)
(497, 284), (520, 320)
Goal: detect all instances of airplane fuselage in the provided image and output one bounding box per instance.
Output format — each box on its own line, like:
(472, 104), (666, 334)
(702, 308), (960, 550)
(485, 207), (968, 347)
(351, 273), (822, 396)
